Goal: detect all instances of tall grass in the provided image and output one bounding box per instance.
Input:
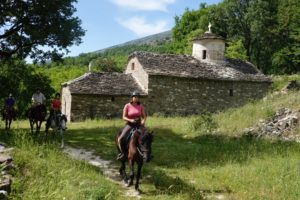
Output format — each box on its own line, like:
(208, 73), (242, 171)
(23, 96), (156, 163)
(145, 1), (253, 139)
(0, 129), (123, 200)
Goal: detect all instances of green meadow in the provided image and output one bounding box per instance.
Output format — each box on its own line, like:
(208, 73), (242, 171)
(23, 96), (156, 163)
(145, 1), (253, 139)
(1, 76), (300, 199)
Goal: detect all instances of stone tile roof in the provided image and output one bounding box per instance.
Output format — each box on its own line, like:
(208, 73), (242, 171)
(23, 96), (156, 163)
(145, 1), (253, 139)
(192, 32), (225, 41)
(129, 51), (271, 82)
(62, 72), (146, 95)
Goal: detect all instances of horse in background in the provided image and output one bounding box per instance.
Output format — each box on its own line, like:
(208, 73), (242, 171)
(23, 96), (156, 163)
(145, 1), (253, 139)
(2, 106), (14, 130)
(116, 127), (153, 192)
(45, 111), (67, 148)
(27, 104), (47, 133)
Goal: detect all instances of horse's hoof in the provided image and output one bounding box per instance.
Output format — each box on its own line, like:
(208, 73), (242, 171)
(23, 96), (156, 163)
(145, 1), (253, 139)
(135, 188), (141, 195)
(126, 181), (133, 187)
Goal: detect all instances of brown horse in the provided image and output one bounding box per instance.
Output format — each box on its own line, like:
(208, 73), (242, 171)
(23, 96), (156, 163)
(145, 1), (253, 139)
(116, 127), (153, 191)
(3, 107), (14, 130)
(27, 105), (47, 133)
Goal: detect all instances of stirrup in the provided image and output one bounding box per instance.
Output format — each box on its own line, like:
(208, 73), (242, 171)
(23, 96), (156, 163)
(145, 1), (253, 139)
(117, 153), (125, 161)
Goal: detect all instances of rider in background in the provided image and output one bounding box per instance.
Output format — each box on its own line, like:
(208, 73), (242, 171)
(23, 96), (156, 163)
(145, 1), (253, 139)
(2, 93), (16, 120)
(117, 91), (147, 160)
(47, 93), (61, 125)
(31, 87), (46, 114)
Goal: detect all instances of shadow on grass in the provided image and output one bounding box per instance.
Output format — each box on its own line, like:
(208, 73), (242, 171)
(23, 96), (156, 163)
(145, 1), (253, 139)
(151, 127), (300, 168)
(64, 126), (122, 160)
(144, 168), (204, 199)
(0, 127), (67, 148)
(2, 125), (299, 169)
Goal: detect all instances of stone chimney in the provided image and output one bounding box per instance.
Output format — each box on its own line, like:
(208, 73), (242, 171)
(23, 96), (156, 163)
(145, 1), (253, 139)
(192, 23), (225, 62)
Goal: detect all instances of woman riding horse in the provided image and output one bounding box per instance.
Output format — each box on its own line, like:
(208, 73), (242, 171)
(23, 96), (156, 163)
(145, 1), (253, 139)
(116, 126), (153, 191)
(28, 88), (46, 133)
(2, 94), (16, 130)
(2, 93), (16, 121)
(46, 92), (61, 128)
(117, 91), (147, 161)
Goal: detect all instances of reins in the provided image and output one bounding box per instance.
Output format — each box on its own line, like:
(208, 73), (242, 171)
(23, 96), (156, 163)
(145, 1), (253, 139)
(133, 128), (149, 158)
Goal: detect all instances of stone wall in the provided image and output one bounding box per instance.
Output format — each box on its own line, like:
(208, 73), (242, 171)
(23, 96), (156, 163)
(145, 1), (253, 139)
(143, 75), (270, 115)
(68, 76), (270, 121)
(125, 57), (149, 91)
(61, 86), (72, 121)
(70, 95), (130, 121)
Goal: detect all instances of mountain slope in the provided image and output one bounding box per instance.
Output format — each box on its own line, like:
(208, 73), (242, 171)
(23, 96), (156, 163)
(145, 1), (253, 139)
(94, 30), (172, 54)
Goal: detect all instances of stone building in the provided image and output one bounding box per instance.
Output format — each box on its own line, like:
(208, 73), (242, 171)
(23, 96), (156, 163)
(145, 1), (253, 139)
(62, 29), (271, 121)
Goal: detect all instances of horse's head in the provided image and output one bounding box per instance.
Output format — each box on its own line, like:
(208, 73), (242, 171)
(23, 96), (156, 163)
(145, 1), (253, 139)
(55, 113), (67, 130)
(139, 128), (154, 162)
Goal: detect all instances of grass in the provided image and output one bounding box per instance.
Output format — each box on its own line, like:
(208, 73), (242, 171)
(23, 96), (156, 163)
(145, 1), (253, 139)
(0, 128), (128, 200)
(2, 76), (300, 199)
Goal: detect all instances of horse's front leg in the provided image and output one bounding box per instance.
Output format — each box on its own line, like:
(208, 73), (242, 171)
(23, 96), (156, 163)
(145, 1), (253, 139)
(119, 161), (127, 183)
(135, 162), (143, 191)
(37, 121), (42, 133)
(127, 160), (134, 187)
(29, 120), (34, 133)
(8, 119), (12, 130)
(60, 128), (64, 148)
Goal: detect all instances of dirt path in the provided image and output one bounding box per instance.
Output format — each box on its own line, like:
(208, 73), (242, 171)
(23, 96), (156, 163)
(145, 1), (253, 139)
(63, 146), (141, 199)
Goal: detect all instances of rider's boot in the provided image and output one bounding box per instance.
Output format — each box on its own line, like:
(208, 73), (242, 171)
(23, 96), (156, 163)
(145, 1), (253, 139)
(117, 140), (127, 161)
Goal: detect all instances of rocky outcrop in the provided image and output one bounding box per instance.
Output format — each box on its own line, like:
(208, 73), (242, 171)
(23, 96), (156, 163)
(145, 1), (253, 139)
(282, 80), (300, 92)
(244, 108), (300, 142)
(0, 143), (14, 199)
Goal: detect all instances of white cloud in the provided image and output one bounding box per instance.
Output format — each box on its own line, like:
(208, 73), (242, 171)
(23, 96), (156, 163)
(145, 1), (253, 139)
(111, 0), (176, 12)
(117, 16), (168, 37)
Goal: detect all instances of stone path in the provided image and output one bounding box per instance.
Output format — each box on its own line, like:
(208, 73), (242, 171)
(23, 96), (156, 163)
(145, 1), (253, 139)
(63, 146), (141, 199)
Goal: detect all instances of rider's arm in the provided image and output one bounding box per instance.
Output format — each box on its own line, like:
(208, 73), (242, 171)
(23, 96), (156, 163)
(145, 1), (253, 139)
(122, 104), (134, 123)
(42, 94), (46, 104)
(31, 95), (35, 103)
(141, 106), (147, 125)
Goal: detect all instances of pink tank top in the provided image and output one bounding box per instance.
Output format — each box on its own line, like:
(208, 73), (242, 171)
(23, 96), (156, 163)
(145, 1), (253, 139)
(124, 103), (144, 119)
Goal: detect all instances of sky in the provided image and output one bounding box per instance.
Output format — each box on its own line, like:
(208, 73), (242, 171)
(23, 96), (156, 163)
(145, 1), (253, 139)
(67, 0), (222, 57)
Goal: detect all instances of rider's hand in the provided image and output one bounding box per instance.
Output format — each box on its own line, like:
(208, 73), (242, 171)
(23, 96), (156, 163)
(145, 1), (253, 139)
(141, 120), (145, 125)
(130, 119), (135, 123)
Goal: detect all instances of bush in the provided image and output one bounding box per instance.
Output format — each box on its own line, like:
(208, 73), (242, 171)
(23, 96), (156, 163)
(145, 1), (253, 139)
(189, 113), (218, 133)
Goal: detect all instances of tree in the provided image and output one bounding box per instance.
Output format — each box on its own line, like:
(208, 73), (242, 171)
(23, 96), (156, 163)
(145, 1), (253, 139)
(0, 0), (85, 62)
(172, 4), (209, 54)
(225, 39), (248, 60)
(0, 60), (55, 117)
(271, 0), (300, 74)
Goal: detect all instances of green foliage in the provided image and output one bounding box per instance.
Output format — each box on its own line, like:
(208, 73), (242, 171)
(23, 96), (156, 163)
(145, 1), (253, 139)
(0, 0), (85, 61)
(92, 57), (122, 72)
(172, 5), (209, 54)
(35, 65), (85, 92)
(0, 60), (54, 116)
(271, 0), (300, 74)
(225, 39), (248, 60)
(189, 113), (219, 134)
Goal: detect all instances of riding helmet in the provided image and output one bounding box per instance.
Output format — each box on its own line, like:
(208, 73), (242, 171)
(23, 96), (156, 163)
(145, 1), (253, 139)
(131, 91), (140, 97)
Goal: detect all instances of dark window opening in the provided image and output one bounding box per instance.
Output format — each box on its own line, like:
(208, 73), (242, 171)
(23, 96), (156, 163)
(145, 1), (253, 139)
(202, 50), (207, 59)
(131, 62), (135, 70)
(111, 97), (115, 102)
(229, 89), (233, 96)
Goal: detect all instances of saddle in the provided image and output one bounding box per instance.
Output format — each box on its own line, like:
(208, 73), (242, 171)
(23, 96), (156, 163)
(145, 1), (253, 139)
(121, 127), (144, 154)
